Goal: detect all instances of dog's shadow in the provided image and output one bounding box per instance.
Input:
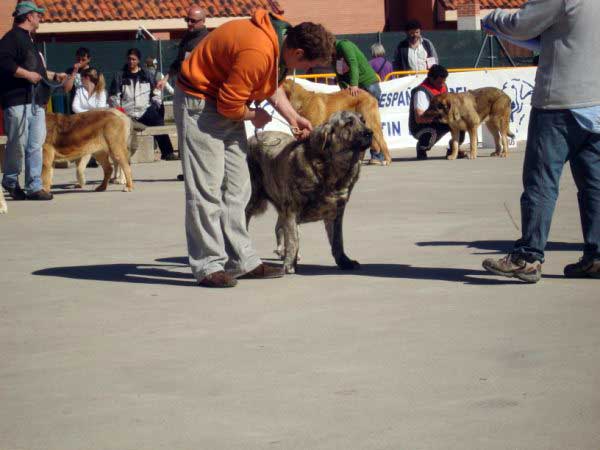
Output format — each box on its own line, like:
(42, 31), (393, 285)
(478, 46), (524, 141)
(292, 263), (563, 284)
(50, 177), (181, 194)
(33, 255), (561, 286)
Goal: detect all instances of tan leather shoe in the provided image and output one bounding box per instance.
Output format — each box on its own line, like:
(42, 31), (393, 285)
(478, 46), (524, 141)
(239, 263), (284, 279)
(198, 271), (238, 288)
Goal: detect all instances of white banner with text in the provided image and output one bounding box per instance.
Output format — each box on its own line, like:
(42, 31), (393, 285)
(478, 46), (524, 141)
(246, 67), (537, 150)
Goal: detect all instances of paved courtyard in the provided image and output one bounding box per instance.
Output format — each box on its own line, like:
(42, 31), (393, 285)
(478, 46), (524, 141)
(1, 143), (599, 449)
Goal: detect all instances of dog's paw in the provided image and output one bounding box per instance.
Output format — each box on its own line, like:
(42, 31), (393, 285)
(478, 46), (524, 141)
(94, 185), (107, 192)
(490, 151), (501, 157)
(74, 183), (84, 189)
(283, 263), (296, 274)
(446, 154), (457, 160)
(0, 206), (7, 214)
(122, 186), (133, 192)
(336, 256), (360, 270)
(273, 248), (284, 259)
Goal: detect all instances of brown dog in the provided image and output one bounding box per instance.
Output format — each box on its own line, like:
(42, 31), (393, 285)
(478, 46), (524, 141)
(281, 78), (391, 165)
(424, 87), (514, 160)
(246, 111), (373, 274)
(42, 109), (133, 192)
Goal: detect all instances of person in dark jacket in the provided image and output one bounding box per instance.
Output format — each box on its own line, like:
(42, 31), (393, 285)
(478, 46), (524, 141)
(157, 4), (209, 177)
(0, 1), (67, 201)
(394, 20), (438, 72)
(109, 48), (176, 161)
(408, 64), (464, 160)
(156, 4), (208, 91)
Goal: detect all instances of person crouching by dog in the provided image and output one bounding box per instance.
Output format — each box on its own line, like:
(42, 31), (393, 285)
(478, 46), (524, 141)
(109, 48), (177, 161)
(71, 67), (107, 113)
(0, 1), (68, 201)
(175, 9), (335, 288)
(409, 64), (464, 160)
(334, 39), (387, 166)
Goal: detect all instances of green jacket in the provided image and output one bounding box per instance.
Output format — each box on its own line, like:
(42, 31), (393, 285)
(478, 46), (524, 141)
(334, 40), (379, 89)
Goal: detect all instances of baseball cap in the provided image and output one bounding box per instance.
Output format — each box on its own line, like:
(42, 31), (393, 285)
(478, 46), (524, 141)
(13, 2), (45, 17)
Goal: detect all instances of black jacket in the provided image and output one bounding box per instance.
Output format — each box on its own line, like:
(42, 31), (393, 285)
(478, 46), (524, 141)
(168, 27), (209, 78)
(0, 27), (49, 108)
(393, 37), (437, 72)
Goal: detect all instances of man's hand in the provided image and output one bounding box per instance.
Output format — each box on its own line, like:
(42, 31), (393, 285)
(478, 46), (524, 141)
(156, 78), (167, 90)
(291, 115), (312, 140)
(72, 62), (81, 73)
(250, 108), (272, 129)
(55, 72), (68, 82)
(25, 71), (42, 84)
(346, 86), (360, 97)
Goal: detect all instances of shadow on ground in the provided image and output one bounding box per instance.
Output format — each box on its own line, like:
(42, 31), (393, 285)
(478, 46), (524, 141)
(293, 263), (563, 284)
(33, 259), (196, 287)
(416, 240), (582, 255)
(33, 255), (562, 286)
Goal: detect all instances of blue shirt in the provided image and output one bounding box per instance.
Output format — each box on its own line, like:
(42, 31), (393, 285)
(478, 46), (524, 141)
(571, 106), (600, 134)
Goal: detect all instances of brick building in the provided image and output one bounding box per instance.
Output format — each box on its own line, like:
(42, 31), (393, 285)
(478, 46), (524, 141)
(0, 0), (527, 42)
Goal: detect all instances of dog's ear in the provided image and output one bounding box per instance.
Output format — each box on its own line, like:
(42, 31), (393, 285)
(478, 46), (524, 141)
(319, 124), (332, 154)
(447, 98), (461, 122)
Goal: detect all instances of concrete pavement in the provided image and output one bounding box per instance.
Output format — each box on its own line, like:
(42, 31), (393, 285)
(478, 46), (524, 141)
(1, 144), (599, 450)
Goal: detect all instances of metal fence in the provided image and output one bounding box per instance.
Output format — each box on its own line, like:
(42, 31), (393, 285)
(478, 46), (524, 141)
(42, 30), (533, 113)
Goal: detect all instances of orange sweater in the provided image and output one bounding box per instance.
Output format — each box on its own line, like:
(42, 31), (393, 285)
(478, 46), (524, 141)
(178, 9), (282, 120)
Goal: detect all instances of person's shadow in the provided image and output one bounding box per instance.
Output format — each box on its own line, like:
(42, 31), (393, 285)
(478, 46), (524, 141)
(33, 256), (196, 287)
(32, 254), (563, 286)
(416, 239), (581, 255)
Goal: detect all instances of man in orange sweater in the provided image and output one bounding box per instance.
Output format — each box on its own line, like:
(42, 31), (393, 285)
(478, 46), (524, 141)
(175, 9), (335, 288)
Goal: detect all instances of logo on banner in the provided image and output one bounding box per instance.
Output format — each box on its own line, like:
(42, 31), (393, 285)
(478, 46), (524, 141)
(502, 78), (534, 137)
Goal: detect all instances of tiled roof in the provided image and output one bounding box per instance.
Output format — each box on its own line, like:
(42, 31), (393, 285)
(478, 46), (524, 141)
(439, 0), (527, 9)
(36, 0), (284, 23)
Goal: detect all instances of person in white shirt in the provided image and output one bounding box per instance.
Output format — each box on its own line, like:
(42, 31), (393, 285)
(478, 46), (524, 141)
(72, 67), (107, 113)
(393, 20), (439, 72)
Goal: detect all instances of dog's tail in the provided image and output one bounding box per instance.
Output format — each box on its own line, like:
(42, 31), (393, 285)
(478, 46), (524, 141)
(245, 156), (269, 228)
(109, 109), (133, 155)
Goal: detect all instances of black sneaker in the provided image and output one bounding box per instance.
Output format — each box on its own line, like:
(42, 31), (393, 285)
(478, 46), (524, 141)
(564, 258), (600, 279)
(2, 183), (26, 200)
(416, 150), (428, 160)
(163, 153), (179, 161)
(26, 190), (53, 201)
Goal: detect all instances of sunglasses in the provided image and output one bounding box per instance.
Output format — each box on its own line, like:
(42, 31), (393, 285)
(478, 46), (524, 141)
(185, 17), (202, 24)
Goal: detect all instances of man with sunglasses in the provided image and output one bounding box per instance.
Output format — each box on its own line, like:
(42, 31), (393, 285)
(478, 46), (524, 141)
(156, 4), (208, 92)
(157, 4), (208, 178)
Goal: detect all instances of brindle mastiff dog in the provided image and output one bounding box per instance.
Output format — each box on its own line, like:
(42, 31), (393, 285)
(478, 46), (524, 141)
(424, 87), (514, 160)
(246, 111), (373, 274)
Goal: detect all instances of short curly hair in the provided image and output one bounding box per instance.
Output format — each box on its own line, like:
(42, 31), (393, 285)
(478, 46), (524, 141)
(285, 22), (335, 64)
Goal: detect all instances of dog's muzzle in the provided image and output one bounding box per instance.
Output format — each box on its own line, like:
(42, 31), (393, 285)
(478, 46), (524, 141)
(354, 128), (373, 149)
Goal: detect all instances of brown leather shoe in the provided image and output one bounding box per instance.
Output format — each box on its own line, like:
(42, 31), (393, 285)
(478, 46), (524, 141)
(198, 271), (238, 288)
(239, 263), (284, 279)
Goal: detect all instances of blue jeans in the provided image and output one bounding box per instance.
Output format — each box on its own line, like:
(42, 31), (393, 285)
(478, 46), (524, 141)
(364, 82), (382, 101)
(2, 104), (46, 194)
(513, 108), (600, 263)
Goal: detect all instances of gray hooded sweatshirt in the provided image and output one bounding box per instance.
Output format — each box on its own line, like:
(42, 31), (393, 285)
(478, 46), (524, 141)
(484, 0), (600, 110)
